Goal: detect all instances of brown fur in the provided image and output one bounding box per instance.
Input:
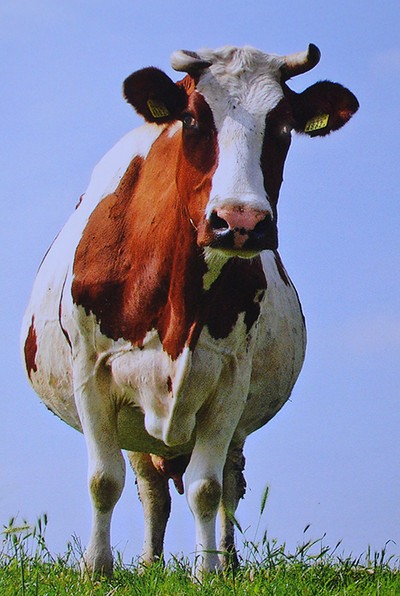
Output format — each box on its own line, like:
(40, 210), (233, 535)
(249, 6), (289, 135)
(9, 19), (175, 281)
(24, 317), (38, 379)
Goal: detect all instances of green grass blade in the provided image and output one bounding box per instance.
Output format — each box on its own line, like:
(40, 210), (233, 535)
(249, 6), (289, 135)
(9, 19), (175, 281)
(260, 485), (270, 517)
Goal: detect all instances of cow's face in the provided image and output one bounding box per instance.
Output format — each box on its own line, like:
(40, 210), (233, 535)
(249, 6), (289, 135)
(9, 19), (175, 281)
(123, 45), (358, 258)
(175, 50), (288, 257)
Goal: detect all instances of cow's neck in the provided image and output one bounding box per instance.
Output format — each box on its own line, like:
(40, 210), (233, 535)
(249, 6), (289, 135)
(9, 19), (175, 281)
(143, 215), (209, 360)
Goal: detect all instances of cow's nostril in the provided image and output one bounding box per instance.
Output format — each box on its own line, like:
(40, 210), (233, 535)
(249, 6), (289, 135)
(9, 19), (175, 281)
(253, 215), (273, 235)
(209, 211), (229, 231)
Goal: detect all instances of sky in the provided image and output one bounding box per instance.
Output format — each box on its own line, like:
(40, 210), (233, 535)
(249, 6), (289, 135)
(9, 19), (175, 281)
(1, 0), (399, 565)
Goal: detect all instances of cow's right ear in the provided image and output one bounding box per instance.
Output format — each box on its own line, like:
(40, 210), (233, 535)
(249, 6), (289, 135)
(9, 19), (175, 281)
(123, 67), (188, 124)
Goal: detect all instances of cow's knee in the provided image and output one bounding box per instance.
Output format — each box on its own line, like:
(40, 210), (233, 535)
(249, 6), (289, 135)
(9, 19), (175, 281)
(188, 477), (222, 521)
(89, 471), (124, 513)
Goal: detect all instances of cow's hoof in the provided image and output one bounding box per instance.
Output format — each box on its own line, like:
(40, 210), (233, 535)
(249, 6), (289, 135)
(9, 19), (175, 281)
(80, 550), (113, 578)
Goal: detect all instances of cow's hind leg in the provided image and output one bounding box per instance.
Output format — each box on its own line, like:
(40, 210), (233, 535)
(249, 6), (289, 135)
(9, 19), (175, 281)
(127, 452), (171, 566)
(219, 445), (246, 569)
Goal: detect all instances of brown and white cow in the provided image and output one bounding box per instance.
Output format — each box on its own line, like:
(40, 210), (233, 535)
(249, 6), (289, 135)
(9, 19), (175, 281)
(21, 45), (358, 576)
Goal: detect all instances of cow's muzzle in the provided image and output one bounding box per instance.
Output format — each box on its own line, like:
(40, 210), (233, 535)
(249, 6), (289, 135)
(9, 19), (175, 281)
(200, 206), (278, 256)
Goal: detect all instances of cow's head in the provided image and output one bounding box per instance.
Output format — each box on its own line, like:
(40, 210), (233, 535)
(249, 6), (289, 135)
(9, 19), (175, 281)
(123, 45), (358, 258)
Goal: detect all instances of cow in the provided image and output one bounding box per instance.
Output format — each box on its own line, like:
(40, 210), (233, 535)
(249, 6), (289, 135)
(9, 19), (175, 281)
(21, 44), (358, 577)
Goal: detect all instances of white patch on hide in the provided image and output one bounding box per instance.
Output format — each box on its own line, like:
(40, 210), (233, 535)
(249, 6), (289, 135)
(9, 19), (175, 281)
(194, 46), (285, 218)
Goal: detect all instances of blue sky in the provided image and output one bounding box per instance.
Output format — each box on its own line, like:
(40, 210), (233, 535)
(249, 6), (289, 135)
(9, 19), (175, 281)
(1, 0), (399, 563)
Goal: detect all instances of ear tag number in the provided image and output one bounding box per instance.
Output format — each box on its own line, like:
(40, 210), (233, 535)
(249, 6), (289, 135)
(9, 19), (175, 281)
(305, 114), (329, 133)
(147, 99), (170, 119)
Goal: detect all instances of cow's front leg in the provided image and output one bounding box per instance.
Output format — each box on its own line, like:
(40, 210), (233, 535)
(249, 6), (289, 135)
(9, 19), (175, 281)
(127, 452), (171, 566)
(185, 379), (248, 577)
(74, 367), (125, 577)
(186, 457), (222, 575)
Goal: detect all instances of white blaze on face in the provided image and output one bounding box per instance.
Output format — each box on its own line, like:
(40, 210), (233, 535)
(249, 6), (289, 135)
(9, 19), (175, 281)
(195, 46), (286, 219)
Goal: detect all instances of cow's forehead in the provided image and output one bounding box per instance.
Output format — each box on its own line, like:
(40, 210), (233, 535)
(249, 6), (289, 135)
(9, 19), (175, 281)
(194, 45), (286, 121)
(196, 45), (285, 76)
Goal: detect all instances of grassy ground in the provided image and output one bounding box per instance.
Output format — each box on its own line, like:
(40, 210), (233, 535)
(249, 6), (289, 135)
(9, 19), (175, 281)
(1, 515), (400, 595)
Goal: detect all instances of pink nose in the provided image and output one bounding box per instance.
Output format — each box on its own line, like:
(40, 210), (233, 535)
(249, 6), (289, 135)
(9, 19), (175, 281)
(208, 205), (277, 252)
(210, 206), (269, 232)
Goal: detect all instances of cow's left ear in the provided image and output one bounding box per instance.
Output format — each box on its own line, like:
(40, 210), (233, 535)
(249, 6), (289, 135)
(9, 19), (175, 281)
(287, 81), (359, 137)
(123, 67), (188, 124)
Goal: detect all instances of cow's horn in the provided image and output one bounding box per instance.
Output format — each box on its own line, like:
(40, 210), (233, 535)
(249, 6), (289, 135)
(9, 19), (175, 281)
(170, 50), (212, 74)
(281, 44), (321, 80)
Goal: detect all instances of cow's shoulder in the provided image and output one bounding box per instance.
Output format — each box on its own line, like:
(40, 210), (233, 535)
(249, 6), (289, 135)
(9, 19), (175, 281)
(78, 123), (165, 215)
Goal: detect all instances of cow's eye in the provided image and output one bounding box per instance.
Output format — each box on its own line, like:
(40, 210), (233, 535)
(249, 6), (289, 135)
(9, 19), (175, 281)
(182, 113), (198, 130)
(274, 123), (292, 146)
(280, 124), (292, 136)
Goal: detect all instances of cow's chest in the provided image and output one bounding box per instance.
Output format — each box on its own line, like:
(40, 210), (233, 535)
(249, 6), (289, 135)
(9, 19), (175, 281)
(109, 311), (259, 453)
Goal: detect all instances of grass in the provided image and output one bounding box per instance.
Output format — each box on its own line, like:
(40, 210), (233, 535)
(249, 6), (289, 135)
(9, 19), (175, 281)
(1, 507), (400, 595)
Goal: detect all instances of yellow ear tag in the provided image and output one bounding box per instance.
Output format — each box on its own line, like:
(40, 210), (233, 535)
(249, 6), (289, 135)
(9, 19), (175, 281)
(304, 114), (329, 133)
(147, 99), (170, 119)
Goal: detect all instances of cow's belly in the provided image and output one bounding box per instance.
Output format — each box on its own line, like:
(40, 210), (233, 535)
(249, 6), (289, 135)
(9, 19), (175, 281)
(116, 405), (193, 456)
(21, 313), (82, 431)
(25, 311), (245, 457)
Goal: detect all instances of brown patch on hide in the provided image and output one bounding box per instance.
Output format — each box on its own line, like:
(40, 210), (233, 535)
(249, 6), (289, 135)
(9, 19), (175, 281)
(186, 257), (267, 350)
(261, 98), (293, 221)
(24, 317), (38, 379)
(166, 376), (173, 394)
(72, 97), (218, 359)
(273, 250), (291, 286)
